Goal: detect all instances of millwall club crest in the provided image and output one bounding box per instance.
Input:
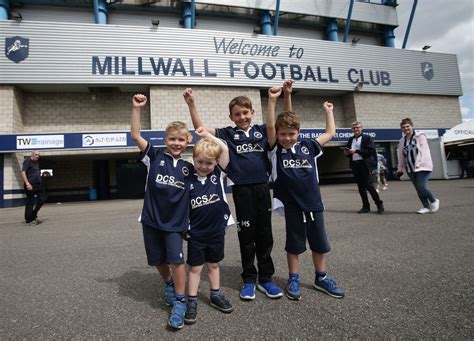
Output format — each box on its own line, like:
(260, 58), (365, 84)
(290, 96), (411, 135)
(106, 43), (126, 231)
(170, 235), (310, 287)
(5, 36), (29, 63)
(421, 62), (434, 80)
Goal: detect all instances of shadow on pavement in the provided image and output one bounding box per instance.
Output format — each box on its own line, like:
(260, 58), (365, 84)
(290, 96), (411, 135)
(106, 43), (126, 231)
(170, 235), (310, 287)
(96, 269), (168, 312)
(204, 264), (242, 292)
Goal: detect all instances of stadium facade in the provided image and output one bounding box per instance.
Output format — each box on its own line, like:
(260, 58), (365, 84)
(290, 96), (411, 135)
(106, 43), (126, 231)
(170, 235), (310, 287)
(0, 0), (463, 207)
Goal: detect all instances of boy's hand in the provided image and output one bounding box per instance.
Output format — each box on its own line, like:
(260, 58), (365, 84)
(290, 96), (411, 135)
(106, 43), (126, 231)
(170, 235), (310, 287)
(132, 94), (147, 108)
(183, 88), (195, 105)
(283, 80), (295, 94)
(323, 101), (334, 111)
(268, 86), (282, 100)
(195, 127), (210, 139)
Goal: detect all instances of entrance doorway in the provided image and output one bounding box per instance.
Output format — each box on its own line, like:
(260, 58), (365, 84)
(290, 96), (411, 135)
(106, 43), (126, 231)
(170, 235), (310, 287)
(116, 159), (146, 199)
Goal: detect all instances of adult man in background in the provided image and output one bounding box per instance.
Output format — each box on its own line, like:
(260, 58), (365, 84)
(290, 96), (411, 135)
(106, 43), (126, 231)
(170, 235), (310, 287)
(344, 122), (384, 214)
(21, 151), (47, 225)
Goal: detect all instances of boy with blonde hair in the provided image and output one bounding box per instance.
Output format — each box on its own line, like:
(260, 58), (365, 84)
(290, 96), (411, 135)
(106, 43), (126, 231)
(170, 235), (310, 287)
(184, 127), (234, 324)
(131, 94), (193, 330)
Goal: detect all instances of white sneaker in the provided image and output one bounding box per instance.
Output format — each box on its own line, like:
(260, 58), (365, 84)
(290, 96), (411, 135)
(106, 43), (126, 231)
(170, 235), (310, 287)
(382, 186), (387, 191)
(430, 199), (440, 213)
(417, 207), (430, 214)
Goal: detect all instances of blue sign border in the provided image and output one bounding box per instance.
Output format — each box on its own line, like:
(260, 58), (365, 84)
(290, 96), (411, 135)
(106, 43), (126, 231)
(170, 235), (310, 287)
(0, 128), (447, 153)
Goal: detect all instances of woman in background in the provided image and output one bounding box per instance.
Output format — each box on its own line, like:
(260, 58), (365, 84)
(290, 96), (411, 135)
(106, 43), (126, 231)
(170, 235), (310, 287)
(397, 118), (440, 214)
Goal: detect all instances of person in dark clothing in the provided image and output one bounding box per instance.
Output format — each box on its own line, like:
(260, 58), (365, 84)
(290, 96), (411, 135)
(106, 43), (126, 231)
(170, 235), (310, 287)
(344, 122), (384, 214)
(459, 150), (470, 179)
(21, 151), (47, 225)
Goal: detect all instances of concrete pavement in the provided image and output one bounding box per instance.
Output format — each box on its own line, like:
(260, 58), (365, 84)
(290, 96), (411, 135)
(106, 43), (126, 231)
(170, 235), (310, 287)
(1, 179), (473, 339)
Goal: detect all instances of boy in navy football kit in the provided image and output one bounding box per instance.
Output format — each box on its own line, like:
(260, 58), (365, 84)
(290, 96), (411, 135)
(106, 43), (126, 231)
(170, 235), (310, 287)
(266, 84), (344, 301)
(131, 94), (193, 329)
(184, 127), (235, 324)
(183, 87), (287, 300)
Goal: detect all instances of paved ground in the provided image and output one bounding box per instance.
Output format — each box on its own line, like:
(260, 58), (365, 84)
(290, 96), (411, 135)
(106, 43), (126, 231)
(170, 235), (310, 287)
(1, 179), (473, 340)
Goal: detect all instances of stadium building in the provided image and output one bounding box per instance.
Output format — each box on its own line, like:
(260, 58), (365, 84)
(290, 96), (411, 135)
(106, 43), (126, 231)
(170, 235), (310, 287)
(0, 0), (463, 208)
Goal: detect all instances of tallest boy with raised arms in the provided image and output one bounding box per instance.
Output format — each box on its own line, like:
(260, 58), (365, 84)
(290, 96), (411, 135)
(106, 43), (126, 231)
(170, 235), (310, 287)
(183, 82), (294, 300)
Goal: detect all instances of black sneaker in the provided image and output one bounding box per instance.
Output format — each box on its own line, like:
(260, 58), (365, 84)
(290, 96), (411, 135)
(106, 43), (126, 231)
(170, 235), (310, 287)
(376, 203), (384, 214)
(210, 294), (233, 313)
(357, 207), (370, 213)
(184, 300), (197, 325)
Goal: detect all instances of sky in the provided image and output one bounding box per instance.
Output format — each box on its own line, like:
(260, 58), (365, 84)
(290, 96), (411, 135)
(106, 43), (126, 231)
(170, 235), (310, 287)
(394, 0), (474, 122)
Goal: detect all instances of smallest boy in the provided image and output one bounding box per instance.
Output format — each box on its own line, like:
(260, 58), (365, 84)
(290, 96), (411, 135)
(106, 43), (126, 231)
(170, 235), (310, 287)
(184, 127), (234, 325)
(131, 94), (193, 330)
(266, 85), (344, 301)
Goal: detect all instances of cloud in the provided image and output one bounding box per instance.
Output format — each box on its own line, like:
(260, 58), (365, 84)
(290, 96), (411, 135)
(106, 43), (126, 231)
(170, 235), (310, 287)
(396, 0), (473, 43)
(461, 96), (474, 121)
(395, 0), (474, 118)
(427, 20), (474, 94)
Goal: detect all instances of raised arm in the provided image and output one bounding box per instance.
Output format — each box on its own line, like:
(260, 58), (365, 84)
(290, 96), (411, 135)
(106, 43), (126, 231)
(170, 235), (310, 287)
(195, 127), (229, 170)
(266, 86), (283, 148)
(183, 88), (216, 136)
(316, 101), (336, 146)
(283, 79), (294, 112)
(131, 94), (149, 152)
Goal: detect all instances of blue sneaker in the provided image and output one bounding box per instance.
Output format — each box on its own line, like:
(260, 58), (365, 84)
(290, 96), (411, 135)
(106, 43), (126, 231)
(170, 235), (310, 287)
(257, 281), (283, 299)
(239, 283), (256, 300)
(165, 283), (175, 307)
(286, 274), (301, 301)
(314, 275), (344, 299)
(168, 301), (186, 329)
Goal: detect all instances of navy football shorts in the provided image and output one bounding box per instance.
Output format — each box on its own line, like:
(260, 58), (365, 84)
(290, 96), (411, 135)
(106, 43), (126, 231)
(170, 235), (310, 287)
(284, 204), (331, 255)
(142, 224), (185, 266)
(186, 231), (225, 267)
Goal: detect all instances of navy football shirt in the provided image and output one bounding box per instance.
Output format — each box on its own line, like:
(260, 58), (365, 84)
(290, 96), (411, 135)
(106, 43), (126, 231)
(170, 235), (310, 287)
(188, 167), (234, 238)
(269, 139), (324, 212)
(139, 143), (193, 232)
(215, 124), (270, 185)
(22, 158), (42, 187)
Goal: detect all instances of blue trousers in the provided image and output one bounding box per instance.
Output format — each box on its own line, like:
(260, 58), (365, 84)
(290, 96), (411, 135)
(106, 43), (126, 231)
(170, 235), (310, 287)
(408, 171), (436, 209)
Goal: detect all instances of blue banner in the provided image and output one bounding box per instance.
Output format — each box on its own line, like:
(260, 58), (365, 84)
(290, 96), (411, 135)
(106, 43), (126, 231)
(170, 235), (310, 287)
(0, 128), (446, 153)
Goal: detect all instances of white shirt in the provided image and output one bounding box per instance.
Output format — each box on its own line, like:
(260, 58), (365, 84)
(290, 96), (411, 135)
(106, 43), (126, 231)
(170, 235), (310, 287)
(351, 136), (363, 161)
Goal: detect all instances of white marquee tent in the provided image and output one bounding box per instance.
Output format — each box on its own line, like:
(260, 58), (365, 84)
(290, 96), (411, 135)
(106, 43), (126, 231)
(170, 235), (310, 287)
(442, 120), (474, 178)
(442, 120), (474, 146)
